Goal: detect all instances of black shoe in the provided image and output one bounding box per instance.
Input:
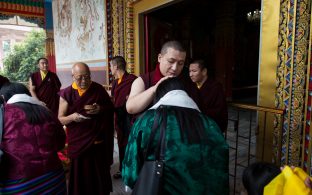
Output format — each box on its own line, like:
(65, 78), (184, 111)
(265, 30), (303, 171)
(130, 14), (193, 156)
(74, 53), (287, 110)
(113, 171), (122, 179)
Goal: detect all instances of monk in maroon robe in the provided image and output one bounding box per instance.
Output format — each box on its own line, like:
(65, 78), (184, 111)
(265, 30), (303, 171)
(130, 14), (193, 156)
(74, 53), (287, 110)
(0, 75), (9, 88)
(110, 56), (137, 178)
(189, 59), (228, 132)
(58, 62), (114, 195)
(126, 40), (200, 115)
(29, 58), (61, 115)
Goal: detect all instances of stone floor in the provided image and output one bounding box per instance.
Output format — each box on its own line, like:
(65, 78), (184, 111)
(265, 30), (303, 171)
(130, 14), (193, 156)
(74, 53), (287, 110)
(110, 138), (131, 195)
(110, 107), (258, 195)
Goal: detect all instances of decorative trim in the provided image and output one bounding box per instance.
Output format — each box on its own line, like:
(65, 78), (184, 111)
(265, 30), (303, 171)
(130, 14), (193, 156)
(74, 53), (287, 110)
(112, 0), (120, 56)
(276, 0), (311, 167)
(106, 0), (114, 83)
(125, 0), (135, 73)
(289, 0), (310, 166)
(0, 1), (44, 17)
(275, 0), (289, 165)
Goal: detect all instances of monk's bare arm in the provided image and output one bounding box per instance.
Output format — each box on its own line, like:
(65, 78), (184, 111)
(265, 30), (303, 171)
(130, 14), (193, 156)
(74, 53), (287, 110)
(126, 77), (156, 114)
(58, 97), (81, 125)
(126, 76), (171, 114)
(29, 77), (39, 100)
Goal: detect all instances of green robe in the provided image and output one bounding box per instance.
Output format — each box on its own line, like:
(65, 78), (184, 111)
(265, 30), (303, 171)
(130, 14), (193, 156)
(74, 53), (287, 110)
(122, 106), (229, 195)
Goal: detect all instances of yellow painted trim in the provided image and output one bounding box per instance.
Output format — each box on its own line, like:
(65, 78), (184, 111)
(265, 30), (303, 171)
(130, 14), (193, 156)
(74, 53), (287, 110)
(258, 0), (280, 108)
(257, 0), (280, 161)
(302, 1), (312, 170)
(133, 0), (174, 75)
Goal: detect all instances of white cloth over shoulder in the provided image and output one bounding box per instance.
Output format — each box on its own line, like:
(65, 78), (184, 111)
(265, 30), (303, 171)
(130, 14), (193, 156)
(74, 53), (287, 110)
(7, 94), (46, 106)
(149, 90), (200, 112)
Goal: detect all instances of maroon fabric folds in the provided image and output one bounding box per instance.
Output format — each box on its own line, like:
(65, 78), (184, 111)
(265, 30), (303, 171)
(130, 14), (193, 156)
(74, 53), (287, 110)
(111, 73), (136, 171)
(0, 104), (65, 180)
(152, 63), (163, 86)
(141, 67), (201, 109)
(30, 71), (61, 115)
(111, 72), (137, 108)
(68, 143), (112, 195)
(59, 82), (114, 195)
(58, 82), (114, 161)
(199, 78), (228, 132)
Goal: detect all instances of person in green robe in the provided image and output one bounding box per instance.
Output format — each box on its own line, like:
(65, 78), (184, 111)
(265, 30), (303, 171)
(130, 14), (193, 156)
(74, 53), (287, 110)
(122, 77), (229, 195)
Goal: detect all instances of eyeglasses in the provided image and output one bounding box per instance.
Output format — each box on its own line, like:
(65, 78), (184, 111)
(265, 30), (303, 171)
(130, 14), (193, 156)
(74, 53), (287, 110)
(110, 63), (116, 68)
(73, 74), (90, 81)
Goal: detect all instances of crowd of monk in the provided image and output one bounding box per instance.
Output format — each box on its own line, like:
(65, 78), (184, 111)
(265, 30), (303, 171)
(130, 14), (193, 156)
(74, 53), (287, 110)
(0, 41), (229, 195)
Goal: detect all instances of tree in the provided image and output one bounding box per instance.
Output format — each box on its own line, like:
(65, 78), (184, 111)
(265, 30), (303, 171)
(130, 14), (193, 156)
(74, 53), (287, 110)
(3, 29), (46, 82)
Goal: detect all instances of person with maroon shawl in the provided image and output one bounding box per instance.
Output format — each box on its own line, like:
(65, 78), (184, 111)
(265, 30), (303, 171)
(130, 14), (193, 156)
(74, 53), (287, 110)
(110, 56), (137, 179)
(126, 40), (200, 115)
(189, 59), (228, 132)
(58, 62), (114, 195)
(0, 82), (66, 194)
(0, 75), (9, 89)
(29, 57), (61, 115)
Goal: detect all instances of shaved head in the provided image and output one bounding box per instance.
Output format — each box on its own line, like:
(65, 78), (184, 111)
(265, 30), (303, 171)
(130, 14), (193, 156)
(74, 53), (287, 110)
(72, 62), (90, 75)
(72, 62), (91, 89)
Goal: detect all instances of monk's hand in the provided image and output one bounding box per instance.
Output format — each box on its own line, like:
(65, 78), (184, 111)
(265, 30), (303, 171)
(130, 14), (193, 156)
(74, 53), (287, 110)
(86, 103), (100, 115)
(72, 112), (85, 123)
(153, 76), (172, 93)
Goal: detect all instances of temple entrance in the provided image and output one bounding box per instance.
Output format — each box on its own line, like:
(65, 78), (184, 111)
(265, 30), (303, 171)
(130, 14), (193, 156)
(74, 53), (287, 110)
(142, 0), (261, 102)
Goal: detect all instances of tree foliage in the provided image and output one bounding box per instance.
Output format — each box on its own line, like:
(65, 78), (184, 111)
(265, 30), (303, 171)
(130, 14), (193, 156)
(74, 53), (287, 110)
(3, 29), (46, 82)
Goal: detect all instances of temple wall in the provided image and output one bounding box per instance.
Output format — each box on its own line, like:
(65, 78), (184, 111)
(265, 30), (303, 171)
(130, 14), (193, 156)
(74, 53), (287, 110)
(52, 0), (108, 88)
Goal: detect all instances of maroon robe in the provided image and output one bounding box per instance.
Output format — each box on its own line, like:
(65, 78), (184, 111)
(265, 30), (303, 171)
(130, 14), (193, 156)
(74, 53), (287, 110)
(141, 66), (201, 110)
(111, 72), (137, 171)
(199, 78), (228, 132)
(59, 82), (114, 195)
(0, 104), (65, 180)
(30, 71), (61, 115)
(0, 75), (9, 88)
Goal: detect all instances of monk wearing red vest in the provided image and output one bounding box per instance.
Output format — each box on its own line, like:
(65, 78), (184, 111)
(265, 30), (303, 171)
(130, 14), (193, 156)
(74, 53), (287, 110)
(58, 62), (114, 195)
(29, 57), (61, 115)
(126, 40), (200, 115)
(189, 59), (228, 132)
(110, 56), (137, 179)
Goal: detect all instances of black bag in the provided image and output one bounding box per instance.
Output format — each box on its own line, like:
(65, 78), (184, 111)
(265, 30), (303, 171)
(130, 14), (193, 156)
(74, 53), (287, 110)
(131, 107), (167, 195)
(0, 104), (4, 163)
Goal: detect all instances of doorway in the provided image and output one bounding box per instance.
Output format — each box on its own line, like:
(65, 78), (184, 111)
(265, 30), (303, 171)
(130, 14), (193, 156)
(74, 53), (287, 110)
(143, 0), (261, 102)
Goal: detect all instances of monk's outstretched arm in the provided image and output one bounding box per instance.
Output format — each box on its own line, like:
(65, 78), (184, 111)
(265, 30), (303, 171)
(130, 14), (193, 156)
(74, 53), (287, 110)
(126, 76), (170, 114)
(58, 97), (83, 125)
(126, 77), (156, 114)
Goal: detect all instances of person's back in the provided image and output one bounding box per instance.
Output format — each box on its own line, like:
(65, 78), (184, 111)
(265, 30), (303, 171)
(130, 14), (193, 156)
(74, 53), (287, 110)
(122, 78), (229, 195)
(0, 82), (66, 194)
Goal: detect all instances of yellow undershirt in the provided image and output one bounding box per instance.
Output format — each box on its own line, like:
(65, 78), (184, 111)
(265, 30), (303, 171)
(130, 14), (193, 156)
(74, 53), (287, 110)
(117, 74), (123, 85)
(72, 81), (91, 96)
(40, 70), (47, 80)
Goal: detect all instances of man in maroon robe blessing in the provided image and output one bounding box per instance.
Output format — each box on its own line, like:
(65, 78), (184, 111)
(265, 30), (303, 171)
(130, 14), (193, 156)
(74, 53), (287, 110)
(58, 62), (114, 195)
(29, 57), (61, 115)
(126, 40), (200, 115)
(110, 56), (137, 179)
(189, 59), (228, 132)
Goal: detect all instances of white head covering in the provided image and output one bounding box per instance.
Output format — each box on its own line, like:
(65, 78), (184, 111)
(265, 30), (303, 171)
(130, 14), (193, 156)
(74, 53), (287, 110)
(149, 90), (200, 112)
(7, 94), (45, 107)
